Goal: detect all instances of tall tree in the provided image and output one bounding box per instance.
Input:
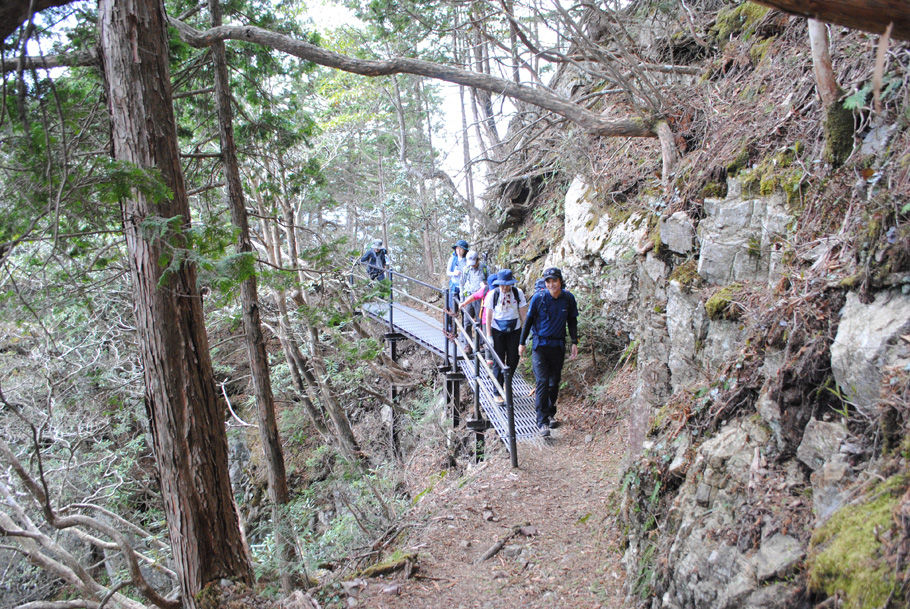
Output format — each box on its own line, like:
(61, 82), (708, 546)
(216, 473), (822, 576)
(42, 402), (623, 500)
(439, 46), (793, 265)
(206, 0), (295, 591)
(97, 0), (252, 605)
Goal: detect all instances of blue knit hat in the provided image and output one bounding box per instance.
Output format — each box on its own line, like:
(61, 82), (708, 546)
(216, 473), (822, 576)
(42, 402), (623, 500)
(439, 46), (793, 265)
(452, 239), (469, 250)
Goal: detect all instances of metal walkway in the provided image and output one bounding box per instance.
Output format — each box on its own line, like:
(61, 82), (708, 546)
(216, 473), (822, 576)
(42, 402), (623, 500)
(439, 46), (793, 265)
(363, 301), (543, 446)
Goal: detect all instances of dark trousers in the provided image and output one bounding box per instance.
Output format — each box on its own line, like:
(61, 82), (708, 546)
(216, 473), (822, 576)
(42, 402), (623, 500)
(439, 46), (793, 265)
(532, 345), (566, 427)
(445, 287), (460, 334)
(463, 301), (481, 349)
(491, 328), (521, 388)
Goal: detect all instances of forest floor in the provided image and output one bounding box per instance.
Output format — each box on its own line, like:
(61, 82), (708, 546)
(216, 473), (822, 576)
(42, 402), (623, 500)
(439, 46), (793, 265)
(350, 378), (631, 609)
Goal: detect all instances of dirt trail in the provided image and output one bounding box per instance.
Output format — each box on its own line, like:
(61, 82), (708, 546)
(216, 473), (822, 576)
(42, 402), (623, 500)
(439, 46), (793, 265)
(354, 399), (629, 609)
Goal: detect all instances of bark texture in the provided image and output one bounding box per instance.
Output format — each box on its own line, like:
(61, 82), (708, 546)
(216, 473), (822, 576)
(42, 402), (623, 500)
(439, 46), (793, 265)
(97, 0), (252, 605)
(208, 0), (295, 591)
(756, 0), (910, 40)
(807, 19), (842, 107)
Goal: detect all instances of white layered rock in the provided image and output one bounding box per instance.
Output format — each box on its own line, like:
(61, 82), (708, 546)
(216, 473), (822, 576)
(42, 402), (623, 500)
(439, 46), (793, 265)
(830, 289), (910, 412)
(697, 180), (790, 286)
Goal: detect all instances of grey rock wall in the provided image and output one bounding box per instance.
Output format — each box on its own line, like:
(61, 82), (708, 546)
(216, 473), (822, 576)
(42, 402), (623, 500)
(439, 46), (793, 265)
(545, 172), (904, 609)
(830, 289), (910, 412)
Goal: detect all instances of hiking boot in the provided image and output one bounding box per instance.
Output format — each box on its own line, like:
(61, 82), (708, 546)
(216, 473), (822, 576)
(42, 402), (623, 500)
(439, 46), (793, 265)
(493, 395), (505, 404)
(539, 424), (550, 438)
(548, 418), (561, 429)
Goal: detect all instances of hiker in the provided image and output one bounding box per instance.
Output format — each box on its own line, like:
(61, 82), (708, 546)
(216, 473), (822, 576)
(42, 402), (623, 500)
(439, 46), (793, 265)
(519, 267), (578, 436)
(459, 250), (487, 353)
(460, 270), (496, 358)
(360, 239), (388, 281)
(484, 269), (527, 402)
(445, 239), (469, 334)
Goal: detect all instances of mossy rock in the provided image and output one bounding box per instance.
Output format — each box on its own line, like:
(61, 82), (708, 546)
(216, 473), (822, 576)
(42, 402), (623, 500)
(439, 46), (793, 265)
(669, 259), (701, 290)
(727, 145), (751, 177)
(712, 2), (771, 46)
(808, 474), (908, 609)
(704, 283), (743, 320)
(740, 145), (807, 203)
(700, 181), (727, 198)
(824, 102), (855, 167)
(748, 36), (775, 66)
(356, 551), (418, 578)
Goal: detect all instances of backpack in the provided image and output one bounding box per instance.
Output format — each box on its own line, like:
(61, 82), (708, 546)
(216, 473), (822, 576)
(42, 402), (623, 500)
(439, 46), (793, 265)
(491, 286), (517, 310)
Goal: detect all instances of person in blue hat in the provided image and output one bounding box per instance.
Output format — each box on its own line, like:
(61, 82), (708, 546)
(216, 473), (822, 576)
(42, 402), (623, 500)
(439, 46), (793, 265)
(519, 267), (578, 436)
(445, 239), (469, 334)
(359, 239), (388, 281)
(484, 269), (527, 402)
(460, 270), (497, 358)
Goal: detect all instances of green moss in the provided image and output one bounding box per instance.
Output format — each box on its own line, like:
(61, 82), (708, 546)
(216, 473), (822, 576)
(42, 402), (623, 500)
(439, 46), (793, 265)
(727, 146), (751, 177)
(704, 283), (743, 320)
(195, 582), (222, 609)
(749, 37), (775, 65)
(740, 145), (806, 201)
(808, 475), (908, 609)
(357, 550), (418, 578)
(669, 259), (700, 289)
(700, 181), (727, 198)
(824, 102), (855, 167)
(713, 2), (770, 46)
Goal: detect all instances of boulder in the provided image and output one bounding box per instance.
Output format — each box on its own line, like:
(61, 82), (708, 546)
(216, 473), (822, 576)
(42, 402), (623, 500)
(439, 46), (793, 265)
(655, 421), (771, 609)
(667, 282), (708, 391)
(752, 534), (803, 581)
(830, 289), (910, 411)
(660, 211), (695, 254)
(796, 419), (847, 471)
(697, 182), (790, 286)
(809, 454), (853, 522)
(700, 320), (745, 376)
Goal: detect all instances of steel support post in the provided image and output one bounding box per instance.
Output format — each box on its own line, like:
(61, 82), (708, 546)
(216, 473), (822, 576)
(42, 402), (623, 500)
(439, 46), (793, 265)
(505, 367), (518, 468)
(386, 332), (404, 460)
(472, 328), (484, 462)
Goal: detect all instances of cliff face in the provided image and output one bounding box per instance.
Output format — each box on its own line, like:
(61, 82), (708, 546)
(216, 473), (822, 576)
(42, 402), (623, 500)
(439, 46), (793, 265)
(484, 3), (910, 608)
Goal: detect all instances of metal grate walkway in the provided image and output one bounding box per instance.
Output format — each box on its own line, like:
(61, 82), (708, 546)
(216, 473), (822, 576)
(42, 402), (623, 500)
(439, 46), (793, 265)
(363, 301), (543, 446)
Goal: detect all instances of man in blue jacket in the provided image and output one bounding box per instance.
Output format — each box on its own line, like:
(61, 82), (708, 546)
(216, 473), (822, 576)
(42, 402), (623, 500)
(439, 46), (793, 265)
(360, 239), (388, 281)
(519, 267), (578, 436)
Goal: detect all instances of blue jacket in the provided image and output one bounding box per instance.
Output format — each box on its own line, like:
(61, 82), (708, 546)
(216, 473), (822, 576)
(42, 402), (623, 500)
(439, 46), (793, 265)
(519, 289), (578, 349)
(360, 249), (387, 279)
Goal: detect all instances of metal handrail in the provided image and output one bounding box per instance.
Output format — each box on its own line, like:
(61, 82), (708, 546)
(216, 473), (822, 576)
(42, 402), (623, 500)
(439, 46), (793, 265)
(354, 258), (521, 465)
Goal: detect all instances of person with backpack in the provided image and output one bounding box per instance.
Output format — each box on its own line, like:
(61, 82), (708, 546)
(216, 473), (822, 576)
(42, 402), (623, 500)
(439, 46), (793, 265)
(459, 250), (487, 354)
(484, 269), (527, 402)
(359, 239), (388, 281)
(445, 239), (469, 335)
(519, 267), (578, 436)
(460, 270), (496, 358)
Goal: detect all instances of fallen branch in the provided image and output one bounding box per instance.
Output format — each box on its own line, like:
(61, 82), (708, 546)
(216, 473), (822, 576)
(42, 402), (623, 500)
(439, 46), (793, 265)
(475, 524), (526, 564)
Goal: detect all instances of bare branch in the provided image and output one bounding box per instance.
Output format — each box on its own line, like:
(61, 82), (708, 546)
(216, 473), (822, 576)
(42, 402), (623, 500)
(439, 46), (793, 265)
(16, 600), (100, 609)
(1, 49), (98, 74)
(167, 18), (657, 138)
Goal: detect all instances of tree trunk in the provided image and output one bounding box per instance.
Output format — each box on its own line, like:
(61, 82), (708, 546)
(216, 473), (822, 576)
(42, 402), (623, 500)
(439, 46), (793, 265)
(755, 0), (910, 41)
(806, 18), (854, 166)
(207, 0), (295, 592)
(807, 19), (841, 106)
(471, 11), (500, 150)
(97, 0), (252, 605)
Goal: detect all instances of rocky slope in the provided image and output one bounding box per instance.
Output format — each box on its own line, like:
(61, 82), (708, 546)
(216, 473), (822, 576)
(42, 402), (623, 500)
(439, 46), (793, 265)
(482, 3), (910, 608)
